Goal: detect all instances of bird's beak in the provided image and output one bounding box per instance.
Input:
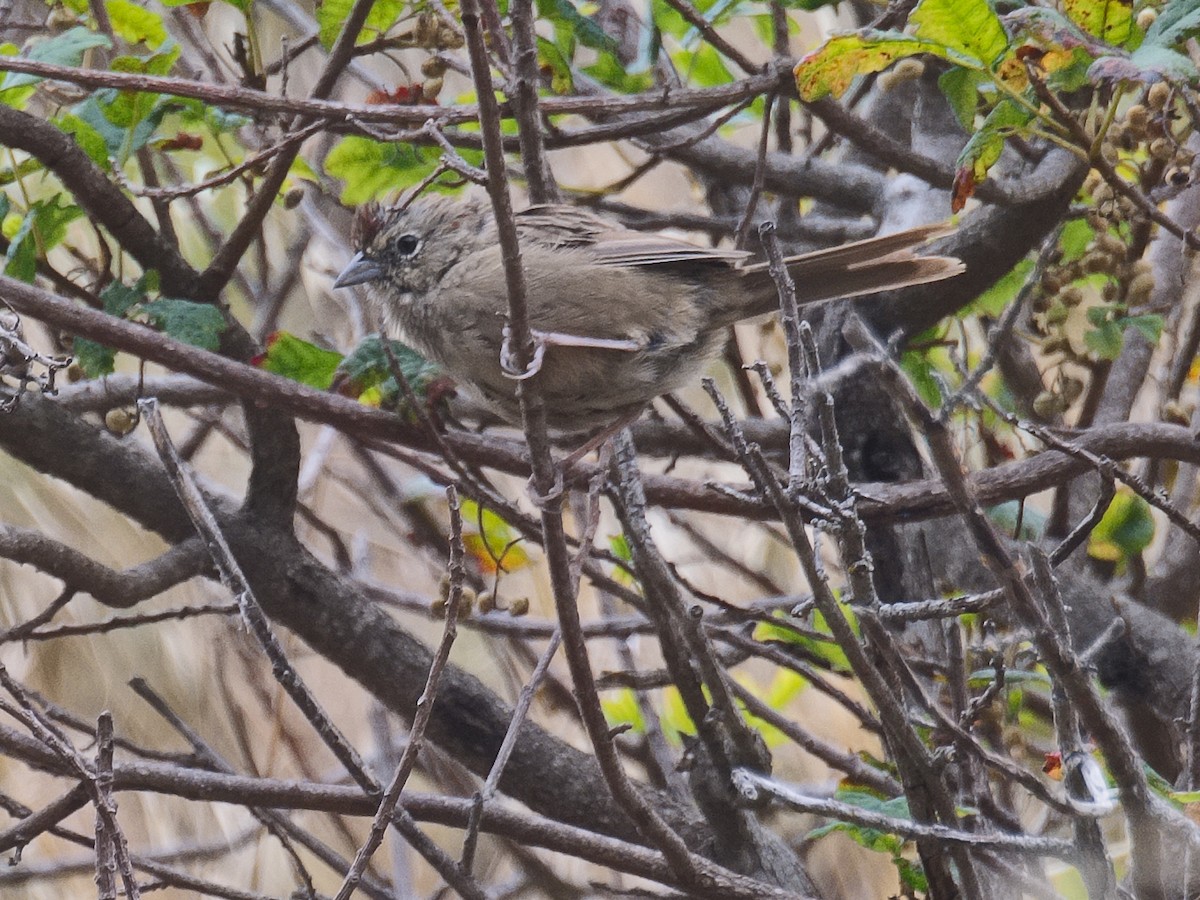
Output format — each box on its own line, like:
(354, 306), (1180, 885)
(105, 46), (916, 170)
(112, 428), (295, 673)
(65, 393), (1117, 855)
(334, 252), (383, 288)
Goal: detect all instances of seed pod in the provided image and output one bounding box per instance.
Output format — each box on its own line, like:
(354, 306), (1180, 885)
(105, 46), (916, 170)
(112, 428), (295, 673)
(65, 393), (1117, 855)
(431, 597), (447, 618)
(1042, 335), (1071, 355)
(1126, 104), (1149, 133)
(477, 591), (495, 613)
(1163, 399), (1192, 425)
(1044, 301), (1070, 325)
(1034, 390), (1065, 419)
(414, 12), (438, 47)
(1130, 258), (1153, 278)
(508, 597), (530, 617)
(879, 58), (925, 91)
(1061, 376), (1085, 404)
(1148, 81), (1171, 109)
(1127, 271), (1156, 304)
(283, 187), (304, 209)
(1083, 252), (1115, 275)
(1060, 286), (1086, 307)
(105, 408), (137, 436)
(438, 26), (465, 49)
(422, 76), (444, 99)
(1097, 232), (1126, 258)
(458, 588), (476, 616)
(1150, 137), (1174, 161)
(1167, 165), (1192, 187)
(421, 56), (449, 77)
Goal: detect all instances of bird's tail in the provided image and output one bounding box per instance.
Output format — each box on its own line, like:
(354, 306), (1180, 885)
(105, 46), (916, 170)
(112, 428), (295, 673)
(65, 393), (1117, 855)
(735, 222), (964, 319)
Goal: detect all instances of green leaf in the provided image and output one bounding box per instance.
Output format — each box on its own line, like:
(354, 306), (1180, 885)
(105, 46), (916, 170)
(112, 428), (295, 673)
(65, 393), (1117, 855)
(678, 42), (733, 87)
(461, 497), (529, 573)
(176, 98), (251, 132)
(955, 99), (1033, 187)
(896, 857), (929, 893)
(34, 195), (83, 250)
(1, 27), (111, 92)
(807, 790), (912, 853)
(1089, 43), (1199, 82)
(754, 608), (856, 675)
(112, 45), (181, 77)
(335, 333), (444, 404)
(1089, 489), (1155, 564)
(938, 66), (983, 130)
(967, 667), (1052, 688)
(601, 688), (646, 733)
(740, 669), (807, 748)
(1084, 306), (1162, 358)
(796, 32), (969, 100)
(1063, 0), (1133, 46)
(1127, 313), (1164, 343)
(3, 215), (37, 281)
(324, 136), (442, 204)
(4, 196), (84, 282)
(105, 0), (168, 49)
(1145, 0), (1200, 47)
(99, 277), (147, 318)
(74, 90), (172, 162)
(74, 339), (117, 378)
(776, 0), (844, 11)
(1059, 217), (1096, 261)
(253, 331), (343, 389)
(1084, 321), (1123, 358)
(538, 36), (575, 93)
(910, 0), (1009, 66)
(0, 44), (34, 108)
(583, 51), (655, 92)
(316, 0), (404, 49)
(986, 500), (1045, 540)
(56, 113), (111, 166)
(538, 0), (618, 52)
(971, 256), (1034, 317)
(140, 299), (227, 350)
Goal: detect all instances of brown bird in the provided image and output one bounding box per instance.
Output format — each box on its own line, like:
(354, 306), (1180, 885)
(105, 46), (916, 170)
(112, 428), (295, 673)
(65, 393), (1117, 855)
(334, 195), (963, 431)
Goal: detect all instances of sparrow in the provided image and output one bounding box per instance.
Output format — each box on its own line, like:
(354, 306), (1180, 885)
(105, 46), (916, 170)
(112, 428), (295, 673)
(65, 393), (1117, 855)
(334, 195), (963, 430)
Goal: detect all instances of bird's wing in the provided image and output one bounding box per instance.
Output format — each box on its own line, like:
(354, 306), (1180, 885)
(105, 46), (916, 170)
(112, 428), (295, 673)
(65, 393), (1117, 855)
(515, 205), (751, 268)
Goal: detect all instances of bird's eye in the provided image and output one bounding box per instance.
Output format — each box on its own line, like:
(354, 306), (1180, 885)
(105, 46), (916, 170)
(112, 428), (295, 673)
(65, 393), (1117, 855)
(395, 234), (421, 256)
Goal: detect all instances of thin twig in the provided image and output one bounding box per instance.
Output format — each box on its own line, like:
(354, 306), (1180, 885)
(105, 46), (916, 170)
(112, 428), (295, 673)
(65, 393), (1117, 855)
(335, 486), (479, 900)
(137, 397), (380, 796)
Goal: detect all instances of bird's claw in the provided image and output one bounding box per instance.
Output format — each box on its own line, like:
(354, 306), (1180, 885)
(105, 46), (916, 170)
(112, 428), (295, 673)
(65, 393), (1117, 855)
(500, 325), (548, 381)
(526, 468), (565, 510)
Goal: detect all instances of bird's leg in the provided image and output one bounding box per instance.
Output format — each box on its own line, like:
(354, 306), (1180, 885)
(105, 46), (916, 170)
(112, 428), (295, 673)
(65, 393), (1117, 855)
(499, 325), (549, 381)
(558, 410), (643, 470)
(523, 412), (641, 510)
(501, 325), (641, 381)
